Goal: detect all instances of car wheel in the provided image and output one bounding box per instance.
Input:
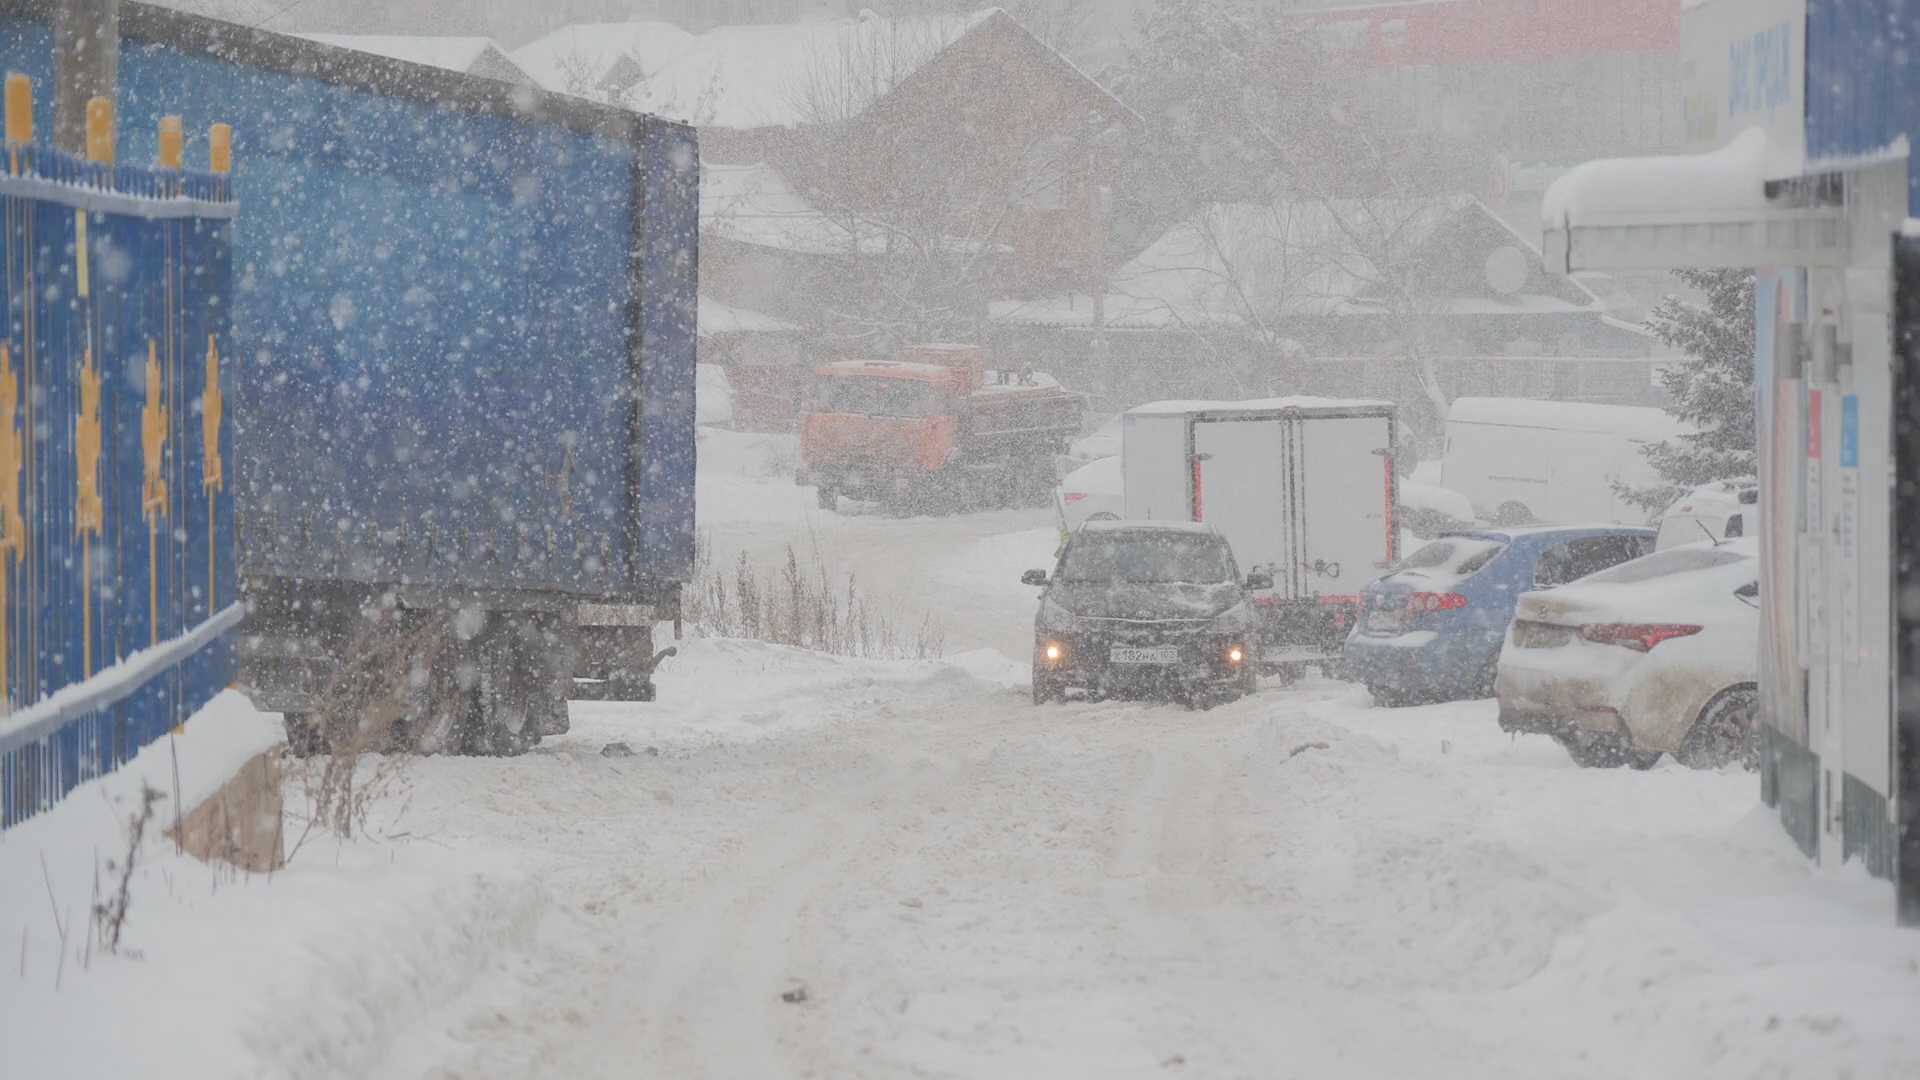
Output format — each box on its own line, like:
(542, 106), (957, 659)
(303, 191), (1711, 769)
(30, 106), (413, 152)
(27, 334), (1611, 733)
(1367, 681), (1408, 708)
(1677, 685), (1759, 770)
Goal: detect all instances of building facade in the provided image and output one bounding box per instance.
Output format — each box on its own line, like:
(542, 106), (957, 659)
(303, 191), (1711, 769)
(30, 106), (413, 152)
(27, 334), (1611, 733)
(1542, 0), (1918, 921)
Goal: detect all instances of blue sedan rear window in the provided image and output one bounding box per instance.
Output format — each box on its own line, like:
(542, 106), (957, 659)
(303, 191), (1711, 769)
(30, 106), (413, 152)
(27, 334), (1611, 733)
(1387, 538), (1505, 581)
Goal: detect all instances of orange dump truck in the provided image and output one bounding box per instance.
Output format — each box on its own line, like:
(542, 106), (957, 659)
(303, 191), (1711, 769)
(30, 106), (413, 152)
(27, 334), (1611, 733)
(798, 344), (1084, 513)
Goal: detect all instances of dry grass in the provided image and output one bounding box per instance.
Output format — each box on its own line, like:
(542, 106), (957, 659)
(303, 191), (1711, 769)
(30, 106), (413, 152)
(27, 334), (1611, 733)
(686, 539), (944, 660)
(285, 612), (461, 853)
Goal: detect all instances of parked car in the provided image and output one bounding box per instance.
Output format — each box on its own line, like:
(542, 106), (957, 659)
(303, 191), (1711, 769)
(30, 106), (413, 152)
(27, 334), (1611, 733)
(1066, 413), (1123, 467)
(1442, 397), (1683, 525)
(1025, 521), (1269, 706)
(1495, 539), (1759, 770)
(1654, 479), (1758, 550)
(1055, 455), (1124, 537)
(1398, 478), (1477, 539)
(1344, 525), (1657, 705)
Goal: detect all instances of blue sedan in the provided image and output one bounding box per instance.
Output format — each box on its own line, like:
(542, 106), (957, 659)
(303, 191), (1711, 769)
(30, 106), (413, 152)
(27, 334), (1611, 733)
(1344, 525), (1656, 706)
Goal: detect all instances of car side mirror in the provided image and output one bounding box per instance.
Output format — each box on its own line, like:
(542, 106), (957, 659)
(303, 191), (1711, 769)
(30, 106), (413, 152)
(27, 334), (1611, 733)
(1724, 513), (1744, 539)
(1245, 569), (1273, 590)
(1735, 580), (1759, 608)
(1021, 569), (1050, 586)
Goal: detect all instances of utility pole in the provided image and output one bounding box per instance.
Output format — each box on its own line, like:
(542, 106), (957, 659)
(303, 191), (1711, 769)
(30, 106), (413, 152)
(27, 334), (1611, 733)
(54, 0), (122, 156)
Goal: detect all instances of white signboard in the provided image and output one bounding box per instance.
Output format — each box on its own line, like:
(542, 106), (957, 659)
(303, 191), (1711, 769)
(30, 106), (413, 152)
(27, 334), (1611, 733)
(1682, 0), (1806, 179)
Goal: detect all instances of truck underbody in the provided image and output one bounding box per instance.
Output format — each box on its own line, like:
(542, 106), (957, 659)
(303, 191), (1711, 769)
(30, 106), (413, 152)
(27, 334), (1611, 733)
(240, 576), (678, 756)
(1255, 596), (1362, 672)
(803, 452), (1059, 514)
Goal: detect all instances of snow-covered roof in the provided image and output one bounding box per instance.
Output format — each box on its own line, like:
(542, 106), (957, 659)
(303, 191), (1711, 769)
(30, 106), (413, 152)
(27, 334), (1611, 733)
(1542, 127), (1771, 232)
(701, 160), (1009, 258)
(509, 22), (699, 102)
(515, 11), (994, 128)
(1448, 396), (1684, 439)
(298, 34), (533, 84)
(698, 297), (799, 337)
(513, 8), (1129, 130)
(1129, 396), (1395, 416)
(701, 161), (879, 256)
(994, 195), (1599, 331)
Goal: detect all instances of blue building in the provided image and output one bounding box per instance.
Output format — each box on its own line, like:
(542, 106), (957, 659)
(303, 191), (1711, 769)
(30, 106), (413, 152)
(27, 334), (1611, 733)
(1541, 0), (1919, 922)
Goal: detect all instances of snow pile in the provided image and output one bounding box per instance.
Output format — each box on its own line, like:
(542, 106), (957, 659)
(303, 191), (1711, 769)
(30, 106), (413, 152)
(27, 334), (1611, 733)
(0, 693), (542, 1080)
(1543, 127), (1770, 228)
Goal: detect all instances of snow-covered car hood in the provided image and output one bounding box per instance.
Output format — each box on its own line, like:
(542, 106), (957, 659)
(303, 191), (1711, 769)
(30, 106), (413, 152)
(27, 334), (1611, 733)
(1050, 580), (1242, 622)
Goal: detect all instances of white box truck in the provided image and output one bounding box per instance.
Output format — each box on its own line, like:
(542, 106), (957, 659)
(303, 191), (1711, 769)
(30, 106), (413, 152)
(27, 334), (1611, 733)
(1122, 398), (1399, 669)
(1441, 397), (1684, 525)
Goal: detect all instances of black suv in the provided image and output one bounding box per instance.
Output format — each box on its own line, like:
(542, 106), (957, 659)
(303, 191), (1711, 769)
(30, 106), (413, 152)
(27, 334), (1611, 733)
(1023, 522), (1270, 706)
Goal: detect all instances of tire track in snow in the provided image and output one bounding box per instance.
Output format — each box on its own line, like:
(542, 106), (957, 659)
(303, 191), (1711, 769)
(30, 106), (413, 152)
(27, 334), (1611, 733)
(638, 749), (964, 1079)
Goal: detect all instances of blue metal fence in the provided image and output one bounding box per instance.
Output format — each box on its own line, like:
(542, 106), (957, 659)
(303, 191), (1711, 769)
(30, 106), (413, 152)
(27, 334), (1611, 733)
(0, 111), (238, 828)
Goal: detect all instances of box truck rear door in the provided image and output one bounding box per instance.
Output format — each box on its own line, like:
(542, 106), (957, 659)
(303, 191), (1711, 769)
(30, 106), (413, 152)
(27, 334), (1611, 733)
(1297, 415), (1395, 597)
(1192, 416), (1288, 583)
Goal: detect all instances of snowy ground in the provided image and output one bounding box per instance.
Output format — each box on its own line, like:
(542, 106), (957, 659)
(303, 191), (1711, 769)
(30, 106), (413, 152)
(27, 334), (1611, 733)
(5, 426), (1919, 1079)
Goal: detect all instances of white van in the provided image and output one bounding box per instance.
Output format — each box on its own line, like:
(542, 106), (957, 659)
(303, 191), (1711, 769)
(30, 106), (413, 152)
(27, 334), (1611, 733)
(1441, 397), (1684, 525)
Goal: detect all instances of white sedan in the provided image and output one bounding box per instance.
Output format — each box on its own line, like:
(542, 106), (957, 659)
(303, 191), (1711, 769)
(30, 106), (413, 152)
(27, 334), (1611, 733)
(1055, 454), (1123, 534)
(1494, 539), (1758, 769)
(1066, 414), (1122, 467)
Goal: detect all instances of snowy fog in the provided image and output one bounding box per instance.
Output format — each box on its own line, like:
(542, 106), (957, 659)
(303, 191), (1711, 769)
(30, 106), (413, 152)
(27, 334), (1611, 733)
(5, 1), (1920, 1078)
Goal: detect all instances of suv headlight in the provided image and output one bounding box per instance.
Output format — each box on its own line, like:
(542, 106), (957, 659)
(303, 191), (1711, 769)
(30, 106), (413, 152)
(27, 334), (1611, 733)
(1210, 601), (1254, 635)
(1039, 596), (1077, 632)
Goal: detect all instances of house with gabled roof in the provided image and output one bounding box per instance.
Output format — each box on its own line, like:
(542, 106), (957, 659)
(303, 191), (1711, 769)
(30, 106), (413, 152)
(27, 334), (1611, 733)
(988, 194), (1662, 435)
(517, 9), (1136, 429)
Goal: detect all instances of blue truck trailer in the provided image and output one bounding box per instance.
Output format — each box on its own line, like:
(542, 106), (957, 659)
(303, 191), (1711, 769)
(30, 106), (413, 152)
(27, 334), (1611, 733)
(0, 3), (699, 753)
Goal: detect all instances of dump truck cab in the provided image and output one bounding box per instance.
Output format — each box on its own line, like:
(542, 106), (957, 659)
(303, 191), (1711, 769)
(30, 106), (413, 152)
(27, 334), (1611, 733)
(799, 345), (1081, 513)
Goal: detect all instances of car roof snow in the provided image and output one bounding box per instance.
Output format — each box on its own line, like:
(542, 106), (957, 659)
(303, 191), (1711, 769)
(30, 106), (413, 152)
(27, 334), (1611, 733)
(1441, 523), (1657, 542)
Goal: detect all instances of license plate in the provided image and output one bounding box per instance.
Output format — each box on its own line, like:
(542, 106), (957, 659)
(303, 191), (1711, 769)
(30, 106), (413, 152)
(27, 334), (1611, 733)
(1365, 609), (1403, 633)
(1513, 621), (1574, 648)
(1110, 645), (1179, 665)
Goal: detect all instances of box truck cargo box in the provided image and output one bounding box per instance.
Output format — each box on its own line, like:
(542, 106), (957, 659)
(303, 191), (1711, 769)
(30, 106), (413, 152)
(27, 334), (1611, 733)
(1122, 398), (1398, 669)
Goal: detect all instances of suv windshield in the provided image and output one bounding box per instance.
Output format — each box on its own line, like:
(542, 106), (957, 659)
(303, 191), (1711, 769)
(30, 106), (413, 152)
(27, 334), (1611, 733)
(1060, 532), (1236, 584)
(816, 375), (930, 417)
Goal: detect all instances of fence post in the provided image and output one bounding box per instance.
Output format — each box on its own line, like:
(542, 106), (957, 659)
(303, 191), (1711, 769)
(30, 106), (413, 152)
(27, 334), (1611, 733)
(53, 0), (121, 157)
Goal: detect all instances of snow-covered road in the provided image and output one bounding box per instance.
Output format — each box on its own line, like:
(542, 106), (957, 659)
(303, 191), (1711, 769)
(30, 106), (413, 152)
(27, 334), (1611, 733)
(373, 644), (1919, 1079)
(360, 431), (1920, 1078)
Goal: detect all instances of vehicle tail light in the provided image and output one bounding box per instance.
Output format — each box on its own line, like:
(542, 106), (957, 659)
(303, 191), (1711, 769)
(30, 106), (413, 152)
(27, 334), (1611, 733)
(1405, 592), (1468, 615)
(1063, 492), (1086, 503)
(1578, 623), (1702, 651)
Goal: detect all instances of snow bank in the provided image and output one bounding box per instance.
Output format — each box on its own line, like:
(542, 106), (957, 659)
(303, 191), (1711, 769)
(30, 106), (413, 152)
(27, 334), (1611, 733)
(0, 693), (543, 1080)
(695, 363), (735, 428)
(1542, 127), (1769, 228)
